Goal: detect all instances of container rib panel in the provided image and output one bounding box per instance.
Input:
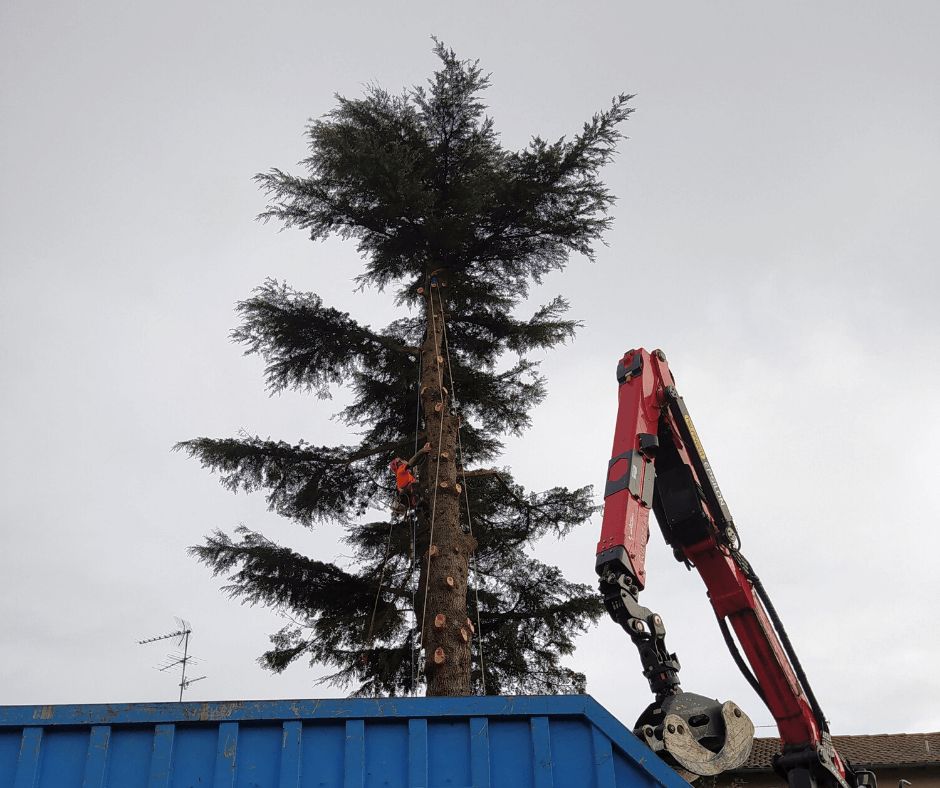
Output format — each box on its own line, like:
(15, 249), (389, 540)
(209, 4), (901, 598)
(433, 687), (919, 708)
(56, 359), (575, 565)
(213, 722), (238, 788)
(344, 719), (365, 788)
(591, 723), (617, 788)
(407, 718), (427, 788)
(468, 717), (490, 788)
(146, 724), (174, 788)
(278, 721), (302, 788)
(82, 726), (110, 788)
(530, 717), (554, 788)
(13, 728), (42, 788)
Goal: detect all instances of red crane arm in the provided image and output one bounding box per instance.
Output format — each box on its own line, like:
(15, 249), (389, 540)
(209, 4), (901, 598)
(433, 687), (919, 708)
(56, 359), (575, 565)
(596, 348), (858, 788)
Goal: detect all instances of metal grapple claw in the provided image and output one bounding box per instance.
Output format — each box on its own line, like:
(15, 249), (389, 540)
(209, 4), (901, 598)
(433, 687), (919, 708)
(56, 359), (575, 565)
(634, 693), (754, 780)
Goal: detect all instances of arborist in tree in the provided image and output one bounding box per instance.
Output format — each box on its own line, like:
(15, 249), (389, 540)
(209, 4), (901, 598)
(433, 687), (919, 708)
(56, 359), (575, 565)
(389, 443), (431, 513)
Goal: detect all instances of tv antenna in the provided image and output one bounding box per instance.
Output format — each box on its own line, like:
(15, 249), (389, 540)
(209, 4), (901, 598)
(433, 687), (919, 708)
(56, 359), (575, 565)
(138, 618), (206, 701)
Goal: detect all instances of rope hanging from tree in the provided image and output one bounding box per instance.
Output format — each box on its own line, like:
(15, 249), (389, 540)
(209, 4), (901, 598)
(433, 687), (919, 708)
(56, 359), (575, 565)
(412, 272), (487, 693)
(364, 350), (425, 692)
(434, 282), (487, 694)
(363, 519), (396, 666)
(410, 350), (422, 693)
(367, 269), (488, 695)
(415, 272), (449, 684)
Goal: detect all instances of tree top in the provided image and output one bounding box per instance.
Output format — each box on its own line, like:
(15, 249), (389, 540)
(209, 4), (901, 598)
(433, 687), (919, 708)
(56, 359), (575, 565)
(256, 40), (634, 306)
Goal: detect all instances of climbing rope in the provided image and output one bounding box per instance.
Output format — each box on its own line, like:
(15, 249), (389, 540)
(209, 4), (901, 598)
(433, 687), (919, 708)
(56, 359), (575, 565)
(367, 331), (425, 694)
(364, 518), (397, 665)
(410, 348), (423, 695)
(415, 275), (448, 687)
(432, 285), (487, 694)
(372, 271), (488, 695)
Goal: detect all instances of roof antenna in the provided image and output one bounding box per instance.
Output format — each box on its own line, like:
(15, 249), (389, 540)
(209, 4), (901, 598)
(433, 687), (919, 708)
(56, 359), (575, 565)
(138, 618), (207, 701)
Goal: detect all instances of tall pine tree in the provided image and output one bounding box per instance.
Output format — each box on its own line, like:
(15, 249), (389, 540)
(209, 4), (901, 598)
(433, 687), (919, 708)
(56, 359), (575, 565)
(179, 42), (632, 697)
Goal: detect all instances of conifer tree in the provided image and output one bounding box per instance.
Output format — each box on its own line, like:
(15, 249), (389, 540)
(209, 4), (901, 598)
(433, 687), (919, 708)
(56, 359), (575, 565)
(178, 42), (632, 696)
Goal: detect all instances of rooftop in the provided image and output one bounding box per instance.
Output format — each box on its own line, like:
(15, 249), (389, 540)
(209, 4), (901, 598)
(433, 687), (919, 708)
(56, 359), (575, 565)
(741, 733), (940, 770)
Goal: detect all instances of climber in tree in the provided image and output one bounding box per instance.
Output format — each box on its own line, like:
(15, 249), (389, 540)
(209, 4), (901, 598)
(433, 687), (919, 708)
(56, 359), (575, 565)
(390, 443), (431, 512)
(181, 42), (628, 697)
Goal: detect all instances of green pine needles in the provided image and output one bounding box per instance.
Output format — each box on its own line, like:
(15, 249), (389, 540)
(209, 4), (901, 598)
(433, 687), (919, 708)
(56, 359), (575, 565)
(178, 41), (633, 696)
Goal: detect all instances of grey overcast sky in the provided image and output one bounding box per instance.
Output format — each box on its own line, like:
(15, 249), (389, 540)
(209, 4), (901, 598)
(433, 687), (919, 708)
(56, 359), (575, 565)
(1, 1), (938, 737)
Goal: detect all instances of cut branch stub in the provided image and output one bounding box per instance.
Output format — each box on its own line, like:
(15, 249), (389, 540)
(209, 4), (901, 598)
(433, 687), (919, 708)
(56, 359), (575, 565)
(434, 402), (443, 413)
(459, 627), (469, 643)
(417, 287), (425, 295)
(454, 483), (463, 494)
(434, 613), (446, 629)
(439, 481), (450, 489)
(436, 355), (444, 365)
(440, 451), (450, 459)
(466, 618), (475, 633)
(428, 544), (439, 558)
(445, 576), (455, 588)
(433, 648), (446, 665)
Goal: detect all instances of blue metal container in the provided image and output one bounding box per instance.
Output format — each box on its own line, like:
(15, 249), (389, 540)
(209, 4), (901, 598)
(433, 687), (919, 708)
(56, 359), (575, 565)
(0, 694), (686, 788)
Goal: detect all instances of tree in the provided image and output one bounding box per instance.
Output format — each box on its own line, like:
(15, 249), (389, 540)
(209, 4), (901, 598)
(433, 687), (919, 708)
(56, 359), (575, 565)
(178, 41), (633, 697)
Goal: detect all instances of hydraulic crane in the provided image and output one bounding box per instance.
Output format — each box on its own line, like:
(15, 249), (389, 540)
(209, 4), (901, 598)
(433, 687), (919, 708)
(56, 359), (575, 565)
(596, 348), (876, 788)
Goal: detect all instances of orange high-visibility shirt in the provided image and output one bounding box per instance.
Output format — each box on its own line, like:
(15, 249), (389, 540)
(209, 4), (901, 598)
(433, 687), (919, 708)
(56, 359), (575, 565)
(395, 464), (416, 491)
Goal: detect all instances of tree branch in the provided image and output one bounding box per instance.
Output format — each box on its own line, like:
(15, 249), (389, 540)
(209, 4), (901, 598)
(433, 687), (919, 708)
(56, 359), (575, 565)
(331, 435), (425, 465)
(364, 329), (420, 356)
(460, 468), (500, 479)
(490, 472), (529, 507)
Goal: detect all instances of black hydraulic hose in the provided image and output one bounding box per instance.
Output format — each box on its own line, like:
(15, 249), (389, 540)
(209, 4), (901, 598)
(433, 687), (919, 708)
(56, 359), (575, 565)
(717, 614), (767, 706)
(745, 564), (830, 734)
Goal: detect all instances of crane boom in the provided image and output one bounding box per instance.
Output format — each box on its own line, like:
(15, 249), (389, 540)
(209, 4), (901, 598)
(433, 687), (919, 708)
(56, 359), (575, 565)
(596, 348), (872, 788)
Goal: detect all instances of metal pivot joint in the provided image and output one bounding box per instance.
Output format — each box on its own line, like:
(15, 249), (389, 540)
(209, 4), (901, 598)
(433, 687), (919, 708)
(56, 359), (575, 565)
(599, 571), (681, 699)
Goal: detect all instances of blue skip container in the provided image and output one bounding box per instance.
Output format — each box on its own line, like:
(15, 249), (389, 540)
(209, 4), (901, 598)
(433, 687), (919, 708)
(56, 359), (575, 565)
(0, 694), (687, 787)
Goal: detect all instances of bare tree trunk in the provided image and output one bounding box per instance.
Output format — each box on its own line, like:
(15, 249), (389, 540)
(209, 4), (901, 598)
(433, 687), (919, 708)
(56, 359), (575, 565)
(417, 283), (476, 696)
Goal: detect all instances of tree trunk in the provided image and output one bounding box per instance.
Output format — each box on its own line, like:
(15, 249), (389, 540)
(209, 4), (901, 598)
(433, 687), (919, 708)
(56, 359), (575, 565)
(418, 283), (476, 696)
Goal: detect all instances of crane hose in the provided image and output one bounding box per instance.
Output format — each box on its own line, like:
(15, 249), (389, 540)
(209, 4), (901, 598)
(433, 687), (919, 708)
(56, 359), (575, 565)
(731, 547), (830, 734)
(717, 614), (767, 706)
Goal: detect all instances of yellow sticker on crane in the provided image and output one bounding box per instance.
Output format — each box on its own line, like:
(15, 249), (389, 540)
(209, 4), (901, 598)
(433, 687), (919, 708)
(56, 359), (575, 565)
(684, 414), (706, 460)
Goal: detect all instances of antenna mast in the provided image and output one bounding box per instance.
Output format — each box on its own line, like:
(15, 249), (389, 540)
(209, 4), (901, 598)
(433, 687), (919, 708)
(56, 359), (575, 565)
(138, 618), (206, 701)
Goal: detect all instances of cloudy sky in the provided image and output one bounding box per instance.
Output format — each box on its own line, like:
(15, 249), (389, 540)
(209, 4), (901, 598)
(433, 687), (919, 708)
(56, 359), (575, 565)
(2, 1), (938, 738)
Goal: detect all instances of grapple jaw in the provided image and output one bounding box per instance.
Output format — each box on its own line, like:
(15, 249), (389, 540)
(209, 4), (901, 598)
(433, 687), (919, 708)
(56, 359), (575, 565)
(634, 693), (755, 780)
